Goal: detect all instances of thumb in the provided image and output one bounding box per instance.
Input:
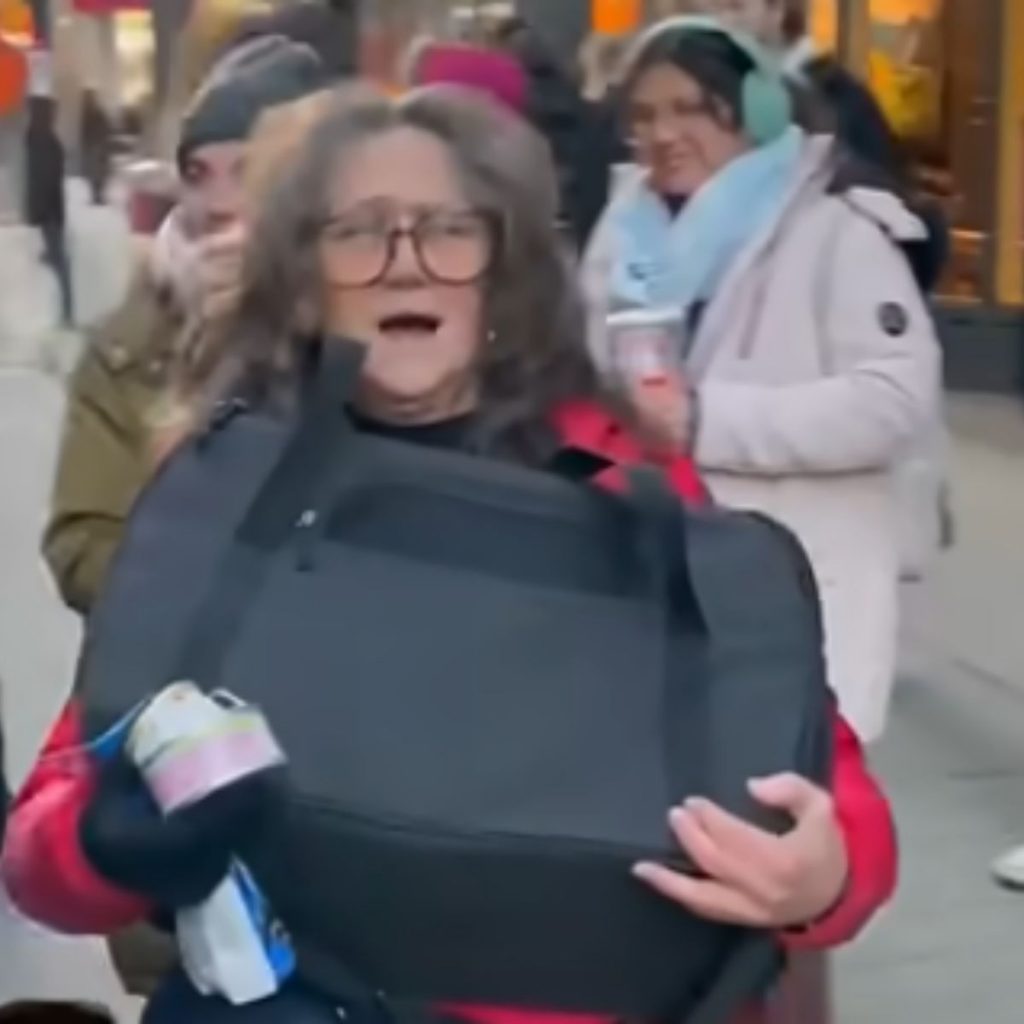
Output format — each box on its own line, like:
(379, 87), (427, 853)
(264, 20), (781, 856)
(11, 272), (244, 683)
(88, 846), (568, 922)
(748, 773), (825, 821)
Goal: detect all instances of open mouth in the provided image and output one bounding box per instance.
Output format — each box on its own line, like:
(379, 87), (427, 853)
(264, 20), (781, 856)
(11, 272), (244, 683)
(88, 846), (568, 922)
(378, 313), (442, 338)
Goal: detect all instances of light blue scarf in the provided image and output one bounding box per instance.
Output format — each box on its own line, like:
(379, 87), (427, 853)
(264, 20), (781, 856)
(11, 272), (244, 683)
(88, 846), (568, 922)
(608, 127), (804, 313)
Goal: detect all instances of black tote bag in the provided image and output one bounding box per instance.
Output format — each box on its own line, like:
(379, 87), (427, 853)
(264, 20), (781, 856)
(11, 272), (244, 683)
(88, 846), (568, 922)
(79, 346), (832, 1023)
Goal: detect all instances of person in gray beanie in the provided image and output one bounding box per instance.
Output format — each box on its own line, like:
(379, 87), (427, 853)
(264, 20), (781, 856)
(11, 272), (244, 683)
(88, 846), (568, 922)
(40, 38), (326, 997)
(178, 35), (326, 174)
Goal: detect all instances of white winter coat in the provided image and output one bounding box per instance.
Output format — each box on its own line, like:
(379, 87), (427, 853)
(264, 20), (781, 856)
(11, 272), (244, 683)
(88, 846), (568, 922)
(584, 138), (942, 742)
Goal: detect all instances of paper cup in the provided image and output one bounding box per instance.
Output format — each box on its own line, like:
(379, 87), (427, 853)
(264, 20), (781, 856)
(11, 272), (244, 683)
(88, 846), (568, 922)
(606, 307), (685, 387)
(127, 683), (285, 814)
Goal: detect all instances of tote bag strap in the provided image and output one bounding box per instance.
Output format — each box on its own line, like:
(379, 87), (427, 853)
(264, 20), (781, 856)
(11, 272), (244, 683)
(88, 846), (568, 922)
(625, 475), (784, 1024)
(683, 934), (785, 1024)
(174, 339), (365, 686)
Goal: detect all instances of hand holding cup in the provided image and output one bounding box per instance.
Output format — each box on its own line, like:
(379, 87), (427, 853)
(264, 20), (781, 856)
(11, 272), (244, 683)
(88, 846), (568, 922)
(607, 307), (696, 455)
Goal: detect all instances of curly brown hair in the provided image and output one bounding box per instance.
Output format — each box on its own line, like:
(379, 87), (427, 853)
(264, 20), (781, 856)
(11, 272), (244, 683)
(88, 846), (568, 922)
(190, 83), (602, 463)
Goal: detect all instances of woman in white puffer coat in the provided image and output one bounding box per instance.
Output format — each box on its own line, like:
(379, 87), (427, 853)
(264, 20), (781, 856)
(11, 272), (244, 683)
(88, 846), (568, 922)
(583, 17), (942, 743)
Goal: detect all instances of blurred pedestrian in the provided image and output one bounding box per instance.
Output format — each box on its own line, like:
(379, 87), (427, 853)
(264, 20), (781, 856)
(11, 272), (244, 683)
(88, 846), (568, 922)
(46, 37), (326, 615)
(79, 89), (112, 206)
(40, 36), (327, 1000)
(227, 0), (358, 81)
(408, 40), (528, 116)
(406, 35), (621, 252)
(24, 96), (73, 327)
(4, 84), (896, 1024)
(583, 18), (942, 743)
(492, 16), (610, 248)
(579, 32), (629, 103)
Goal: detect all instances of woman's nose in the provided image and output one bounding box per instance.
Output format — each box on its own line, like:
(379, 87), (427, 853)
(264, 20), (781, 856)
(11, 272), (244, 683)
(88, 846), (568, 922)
(651, 115), (678, 146)
(384, 230), (427, 284)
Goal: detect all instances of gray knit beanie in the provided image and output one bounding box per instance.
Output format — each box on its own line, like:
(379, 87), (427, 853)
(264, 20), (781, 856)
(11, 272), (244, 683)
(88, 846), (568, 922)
(177, 36), (326, 170)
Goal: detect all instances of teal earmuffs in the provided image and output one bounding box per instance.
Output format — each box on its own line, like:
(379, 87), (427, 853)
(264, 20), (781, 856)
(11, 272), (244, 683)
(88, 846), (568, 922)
(625, 15), (793, 145)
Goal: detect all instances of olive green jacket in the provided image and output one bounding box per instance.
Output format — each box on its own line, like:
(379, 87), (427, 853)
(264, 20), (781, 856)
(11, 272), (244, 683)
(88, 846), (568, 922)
(44, 269), (184, 615)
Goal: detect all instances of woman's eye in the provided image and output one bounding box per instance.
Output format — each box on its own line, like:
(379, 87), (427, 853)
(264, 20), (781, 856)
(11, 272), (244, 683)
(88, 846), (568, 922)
(330, 223), (378, 242)
(429, 216), (483, 238)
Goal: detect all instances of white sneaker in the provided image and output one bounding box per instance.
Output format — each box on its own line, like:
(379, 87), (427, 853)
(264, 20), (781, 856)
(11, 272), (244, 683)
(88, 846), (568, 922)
(992, 843), (1024, 889)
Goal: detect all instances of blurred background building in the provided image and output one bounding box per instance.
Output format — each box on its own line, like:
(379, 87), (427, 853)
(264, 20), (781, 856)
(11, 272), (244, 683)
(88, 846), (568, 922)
(0, 0), (1021, 390)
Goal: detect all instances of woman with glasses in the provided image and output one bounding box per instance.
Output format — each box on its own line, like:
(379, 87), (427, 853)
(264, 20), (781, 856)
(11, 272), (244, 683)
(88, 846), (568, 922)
(4, 85), (895, 1024)
(583, 18), (942, 745)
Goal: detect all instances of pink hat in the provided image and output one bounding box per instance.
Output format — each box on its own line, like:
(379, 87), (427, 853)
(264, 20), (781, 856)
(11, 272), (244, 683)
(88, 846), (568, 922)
(415, 43), (528, 116)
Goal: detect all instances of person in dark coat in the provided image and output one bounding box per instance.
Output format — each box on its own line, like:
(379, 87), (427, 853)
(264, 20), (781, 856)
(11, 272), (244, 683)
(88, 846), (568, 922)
(492, 16), (617, 250)
(25, 96), (73, 326)
(80, 89), (113, 205)
(228, 0), (357, 79)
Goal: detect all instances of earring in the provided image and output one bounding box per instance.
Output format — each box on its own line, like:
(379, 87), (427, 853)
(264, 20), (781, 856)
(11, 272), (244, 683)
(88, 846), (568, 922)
(486, 327), (498, 343)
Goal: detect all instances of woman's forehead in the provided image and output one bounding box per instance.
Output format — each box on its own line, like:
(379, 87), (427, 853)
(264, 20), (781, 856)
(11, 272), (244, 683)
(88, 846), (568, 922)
(632, 62), (703, 102)
(330, 126), (467, 206)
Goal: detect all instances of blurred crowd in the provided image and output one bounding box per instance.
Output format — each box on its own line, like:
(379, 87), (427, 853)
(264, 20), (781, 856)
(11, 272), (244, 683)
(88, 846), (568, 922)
(0, 0), (962, 1022)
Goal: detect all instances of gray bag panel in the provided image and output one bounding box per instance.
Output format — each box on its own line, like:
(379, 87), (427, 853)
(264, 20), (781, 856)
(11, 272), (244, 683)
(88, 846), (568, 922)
(77, 402), (830, 1018)
(82, 411), (827, 846)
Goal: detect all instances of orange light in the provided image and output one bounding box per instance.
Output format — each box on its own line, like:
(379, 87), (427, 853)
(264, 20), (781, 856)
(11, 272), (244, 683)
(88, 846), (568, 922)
(592, 0), (641, 36)
(0, 37), (27, 115)
(0, 0), (32, 38)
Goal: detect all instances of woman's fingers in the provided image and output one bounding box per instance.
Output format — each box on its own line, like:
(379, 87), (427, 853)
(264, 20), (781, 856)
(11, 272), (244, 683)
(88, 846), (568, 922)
(686, 798), (780, 861)
(678, 800), (795, 906)
(652, 784), (847, 927)
(669, 806), (762, 895)
(632, 862), (772, 927)
(748, 773), (828, 822)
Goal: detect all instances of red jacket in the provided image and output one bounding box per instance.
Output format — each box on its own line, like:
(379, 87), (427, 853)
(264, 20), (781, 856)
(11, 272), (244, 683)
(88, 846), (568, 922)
(1, 404), (896, 1023)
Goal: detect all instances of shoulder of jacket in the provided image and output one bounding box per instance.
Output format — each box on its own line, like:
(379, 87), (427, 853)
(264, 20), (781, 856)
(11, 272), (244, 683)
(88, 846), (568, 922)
(835, 187), (927, 243)
(553, 400), (620, 452)
(786, 189), (921, 257)
(88, 268), (183, 375)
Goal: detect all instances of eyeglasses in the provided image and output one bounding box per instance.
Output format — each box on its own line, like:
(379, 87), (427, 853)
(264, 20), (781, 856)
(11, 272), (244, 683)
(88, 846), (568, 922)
(319, 204), (499, 287)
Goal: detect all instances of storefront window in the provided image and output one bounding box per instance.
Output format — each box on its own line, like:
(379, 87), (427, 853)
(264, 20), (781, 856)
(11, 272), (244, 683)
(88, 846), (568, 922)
(867, 0), (1001, 302)
(113, 10), (152, 107)
(639, 0), (838, 51)
(807, 0), (838, 51)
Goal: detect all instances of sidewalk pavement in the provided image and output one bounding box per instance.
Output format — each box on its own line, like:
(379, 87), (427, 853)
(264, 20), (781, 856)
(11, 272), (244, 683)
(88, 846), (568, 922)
(900, 395), (1024, 694)
(835, 394), (1024, 1023)
(0, 177), (134, 374)
(0, 370), (140, 1022)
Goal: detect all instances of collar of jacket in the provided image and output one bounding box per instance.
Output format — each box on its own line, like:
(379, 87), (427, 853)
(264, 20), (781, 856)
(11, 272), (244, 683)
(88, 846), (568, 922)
(682, 134), (833, 375)
(89, 268), (186, 376)
(684, 135), (926, 378)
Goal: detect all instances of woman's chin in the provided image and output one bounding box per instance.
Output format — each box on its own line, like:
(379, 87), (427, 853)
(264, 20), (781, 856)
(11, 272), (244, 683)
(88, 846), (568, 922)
(359, 376), (457, 421)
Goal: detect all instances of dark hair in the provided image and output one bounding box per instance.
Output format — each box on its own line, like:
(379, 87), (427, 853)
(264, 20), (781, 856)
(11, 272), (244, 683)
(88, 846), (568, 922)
(191, 84), (600, 464)
(621, 27), (756, 132)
